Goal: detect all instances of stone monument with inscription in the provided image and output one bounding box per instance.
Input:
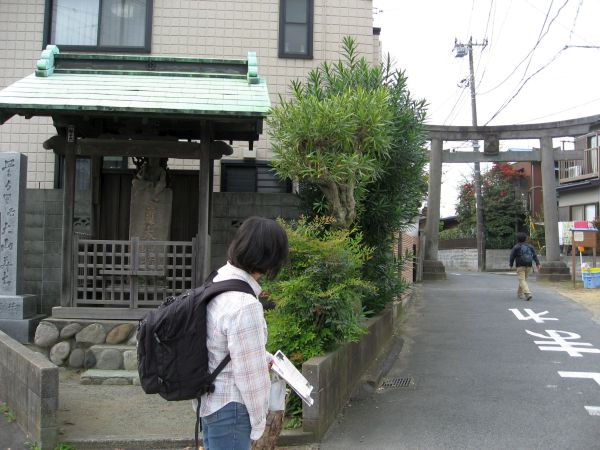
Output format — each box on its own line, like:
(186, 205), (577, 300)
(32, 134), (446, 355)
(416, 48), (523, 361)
(129, 157), (172, 240)
(129, 158), (173, 290)
(0, 153), (43, 342)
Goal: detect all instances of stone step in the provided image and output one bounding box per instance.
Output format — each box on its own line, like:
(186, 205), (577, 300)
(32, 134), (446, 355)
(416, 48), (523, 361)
(80, 369), (140, 385)
(89, 343), (136, 353)
(89, 344), (138, 370)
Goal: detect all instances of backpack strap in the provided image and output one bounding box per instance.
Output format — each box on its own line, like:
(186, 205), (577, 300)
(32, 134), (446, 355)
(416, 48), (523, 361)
(201, 278), (256, 383)
(202, 277), (257, 299)
(195, 277), (257, 391)
(194, 276), (257, 449)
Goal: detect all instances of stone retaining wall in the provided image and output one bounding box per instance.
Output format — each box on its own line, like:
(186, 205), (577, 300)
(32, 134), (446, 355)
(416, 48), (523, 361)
(301, 299), (403, 439)
(437, 248), (478, 271)
(33, 319), (137, 372)
(0, 330), (58, 449)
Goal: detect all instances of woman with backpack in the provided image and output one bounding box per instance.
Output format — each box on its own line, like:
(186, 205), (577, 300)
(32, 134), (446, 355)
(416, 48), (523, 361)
(509, 231), (541, 301)
(197, 216), (289, 450)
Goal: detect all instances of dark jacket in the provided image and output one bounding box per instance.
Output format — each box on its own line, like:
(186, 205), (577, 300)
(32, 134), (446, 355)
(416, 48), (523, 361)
(509, 243), (540, 268)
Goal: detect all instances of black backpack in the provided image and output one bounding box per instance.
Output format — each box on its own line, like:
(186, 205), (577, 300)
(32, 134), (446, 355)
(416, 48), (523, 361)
(137, 271), (255, 401)
(519, 244), (534, 266)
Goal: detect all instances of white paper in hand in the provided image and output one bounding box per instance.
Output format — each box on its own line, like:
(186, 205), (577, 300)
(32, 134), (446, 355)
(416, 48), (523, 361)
(271, 350), (314, 407)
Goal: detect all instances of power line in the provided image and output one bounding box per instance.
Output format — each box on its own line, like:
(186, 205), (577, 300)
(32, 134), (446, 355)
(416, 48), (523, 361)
(477, 0), (512, 91)
(484, 46), (567, 125)
(564, 44), (600, 49)
(521, 0), (570, 81)
(477, 0), (559, 96)
(484, 0), (592, 124)
(568, 0), (584, 41)
(515, 95), (600, 123)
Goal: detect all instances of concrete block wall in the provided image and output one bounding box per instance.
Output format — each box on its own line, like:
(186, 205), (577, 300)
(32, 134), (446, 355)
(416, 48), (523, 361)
(23, 189), (63, 316)
(210, 192), (300, 269)
(438, 248), (479, 272)
(441, 248), (598, 276)
(302, 302), (398, 439)
(0, 330), (58, 449)
(485, 249), (512, 271)
(0, 0), (378, 190)
(20, 190), (300, 314)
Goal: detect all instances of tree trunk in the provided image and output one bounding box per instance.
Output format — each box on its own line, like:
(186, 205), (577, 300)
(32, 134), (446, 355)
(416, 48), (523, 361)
(250, 410), (286, 450)
(317, 180), (356, 228)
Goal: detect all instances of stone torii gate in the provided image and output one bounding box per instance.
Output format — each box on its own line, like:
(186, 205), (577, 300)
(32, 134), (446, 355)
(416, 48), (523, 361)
(422, 114), (600, 281)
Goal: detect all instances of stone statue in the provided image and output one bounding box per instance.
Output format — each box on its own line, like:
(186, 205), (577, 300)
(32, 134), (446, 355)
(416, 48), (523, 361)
(129, 157), (173, 241)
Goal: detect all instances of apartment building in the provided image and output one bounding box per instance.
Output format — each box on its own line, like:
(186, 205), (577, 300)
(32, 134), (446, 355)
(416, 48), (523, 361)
(557, 131), (600, 223)
(0, 0), (381, 191)
(0, 0), (382, 329)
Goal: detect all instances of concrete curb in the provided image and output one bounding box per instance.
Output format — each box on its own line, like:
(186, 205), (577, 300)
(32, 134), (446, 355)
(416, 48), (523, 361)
(350, 286), (416, 401)
(66, 429), (315, 449)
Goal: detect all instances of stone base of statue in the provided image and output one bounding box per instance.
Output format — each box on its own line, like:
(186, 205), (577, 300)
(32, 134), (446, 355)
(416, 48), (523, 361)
(536, 261), (571, 281)
(422, 259), (447, 281)
(0, 294), (44, 343)
(129, 179), (173, 241)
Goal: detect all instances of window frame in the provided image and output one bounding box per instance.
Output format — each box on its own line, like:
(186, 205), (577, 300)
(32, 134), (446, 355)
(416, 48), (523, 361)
(43, 0), (153, 53)
(569, 202), (599, 221)
(220, 160), (292, 193)
(278, 0), (314, 59)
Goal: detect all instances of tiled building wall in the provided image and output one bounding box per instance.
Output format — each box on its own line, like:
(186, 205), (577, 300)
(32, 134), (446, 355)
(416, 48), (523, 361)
(0, 0), (378, 189)
(0, 0), (55, 188)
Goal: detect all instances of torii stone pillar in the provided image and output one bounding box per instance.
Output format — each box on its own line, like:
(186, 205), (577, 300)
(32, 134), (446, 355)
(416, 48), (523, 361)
(538, 136), (570, 280)
(423, 138), (446, 280)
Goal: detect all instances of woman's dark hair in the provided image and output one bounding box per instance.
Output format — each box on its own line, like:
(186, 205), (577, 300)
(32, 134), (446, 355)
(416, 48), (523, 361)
(516, 232), (527, 243)
(228, 217), (289, 279)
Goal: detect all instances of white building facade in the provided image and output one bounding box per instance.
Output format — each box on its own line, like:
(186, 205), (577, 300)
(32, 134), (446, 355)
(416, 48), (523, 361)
(0, 0), (381, 190)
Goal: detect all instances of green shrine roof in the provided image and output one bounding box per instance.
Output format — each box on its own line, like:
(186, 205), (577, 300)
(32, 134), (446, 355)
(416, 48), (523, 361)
(0, 46), (271, 124)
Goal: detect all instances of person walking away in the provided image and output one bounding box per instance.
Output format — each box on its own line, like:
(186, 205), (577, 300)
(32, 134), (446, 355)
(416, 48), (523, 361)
(509, 232), (541, 301)
(195, 217), (289, 450)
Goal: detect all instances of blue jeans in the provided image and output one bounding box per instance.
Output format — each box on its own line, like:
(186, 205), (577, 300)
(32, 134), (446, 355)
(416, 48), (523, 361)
(201, 402), (252, 450)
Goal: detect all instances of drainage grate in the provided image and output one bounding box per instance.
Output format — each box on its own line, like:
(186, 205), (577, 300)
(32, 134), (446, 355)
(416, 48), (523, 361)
(380, 377), (413, 389)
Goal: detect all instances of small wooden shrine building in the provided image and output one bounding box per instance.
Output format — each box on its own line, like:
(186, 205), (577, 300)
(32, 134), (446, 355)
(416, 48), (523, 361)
(0, 46), (271, 320)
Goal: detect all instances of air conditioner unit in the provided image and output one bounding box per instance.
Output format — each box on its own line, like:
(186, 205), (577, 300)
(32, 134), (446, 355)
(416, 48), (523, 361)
(567, 165), (582, 178)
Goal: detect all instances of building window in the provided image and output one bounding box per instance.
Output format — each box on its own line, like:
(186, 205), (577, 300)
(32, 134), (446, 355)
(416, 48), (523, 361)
(103, 156), (129, 169)
(54, 156), (91, 190)
(221, 161), (292, 193)
(44, 0), (152, 52)
(279, 0), (313, 59)
(569, 203), (598, 221)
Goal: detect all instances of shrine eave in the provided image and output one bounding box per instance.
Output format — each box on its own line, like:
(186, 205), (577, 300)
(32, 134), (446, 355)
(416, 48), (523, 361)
(0, 46), (271, 142)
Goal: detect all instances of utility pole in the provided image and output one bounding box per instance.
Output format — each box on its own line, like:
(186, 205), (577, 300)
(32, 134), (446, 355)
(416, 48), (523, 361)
(454, 37), (488, 271)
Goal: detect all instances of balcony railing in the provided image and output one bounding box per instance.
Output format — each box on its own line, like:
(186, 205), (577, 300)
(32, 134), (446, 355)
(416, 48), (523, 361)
(559, 147), (599, 183)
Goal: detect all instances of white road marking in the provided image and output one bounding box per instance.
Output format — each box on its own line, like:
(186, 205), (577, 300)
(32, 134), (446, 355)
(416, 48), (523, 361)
(509, 308), (558, 323)
(527, 330), (600, 357)
(558, 371), (600, 386)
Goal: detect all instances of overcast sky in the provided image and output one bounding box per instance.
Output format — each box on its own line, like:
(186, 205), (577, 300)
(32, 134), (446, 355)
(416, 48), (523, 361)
(372, 0), (600, 216)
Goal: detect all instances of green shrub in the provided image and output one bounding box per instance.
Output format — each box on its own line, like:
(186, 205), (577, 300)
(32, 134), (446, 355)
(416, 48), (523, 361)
(263, 217), (374, 365)
(439, 228), (475, 240)
(361, 248), (406, 315)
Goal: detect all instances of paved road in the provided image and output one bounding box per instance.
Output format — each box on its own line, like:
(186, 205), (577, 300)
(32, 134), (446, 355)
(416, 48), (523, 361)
(321, 272), (600, 450)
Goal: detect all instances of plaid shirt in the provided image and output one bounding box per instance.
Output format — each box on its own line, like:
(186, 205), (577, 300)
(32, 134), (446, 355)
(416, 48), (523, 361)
(195, 262), (270, 440)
